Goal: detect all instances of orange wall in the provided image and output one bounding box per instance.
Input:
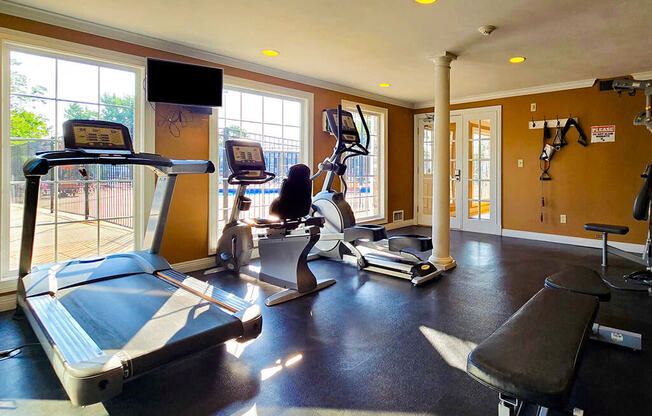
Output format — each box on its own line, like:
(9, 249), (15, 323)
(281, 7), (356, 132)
(416, 83), (652, 244)
(0, 14), (414, 264)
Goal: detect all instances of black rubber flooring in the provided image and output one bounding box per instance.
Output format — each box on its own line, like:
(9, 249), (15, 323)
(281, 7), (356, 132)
(1, 228), (650, 415)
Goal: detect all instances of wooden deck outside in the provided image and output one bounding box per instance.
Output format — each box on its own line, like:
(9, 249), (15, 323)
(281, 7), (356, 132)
(8, 203), (134, 270)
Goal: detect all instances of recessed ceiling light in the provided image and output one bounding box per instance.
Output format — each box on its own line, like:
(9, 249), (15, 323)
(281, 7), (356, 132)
(262, 50), (279, 57)
(415, 0), (437, 3)
(509, 56), (526, 64)
(379, 83), (390, 87)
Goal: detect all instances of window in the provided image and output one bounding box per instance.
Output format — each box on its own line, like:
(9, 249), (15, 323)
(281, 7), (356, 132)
(342, 101), (387, 222)
(209, 80), (312, 252)
(1, 44), (143, 278)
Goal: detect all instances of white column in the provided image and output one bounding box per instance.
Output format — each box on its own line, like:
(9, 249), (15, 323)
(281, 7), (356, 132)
(428, 52), (457, 270)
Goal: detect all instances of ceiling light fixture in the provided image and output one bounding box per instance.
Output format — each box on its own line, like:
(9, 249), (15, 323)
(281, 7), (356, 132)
(414, 0), (437, 4)
(379, 83), (390, 87)
(262, 50), (279, 57)
(509, 56), (526, 64)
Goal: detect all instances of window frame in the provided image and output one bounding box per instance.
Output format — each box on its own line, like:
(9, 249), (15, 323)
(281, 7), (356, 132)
(341, 100), (388, 224)
(0, 32), (154, 281)
(208, 75), (314, 254)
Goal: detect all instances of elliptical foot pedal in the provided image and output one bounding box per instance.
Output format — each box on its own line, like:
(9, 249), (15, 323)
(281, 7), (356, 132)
(265, 279), (336, 306)
(410, 262), (441, 286)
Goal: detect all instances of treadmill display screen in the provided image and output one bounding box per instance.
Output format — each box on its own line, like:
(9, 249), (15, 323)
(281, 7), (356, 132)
(232, 146), (263, 165)
(72, 125), (127, 149)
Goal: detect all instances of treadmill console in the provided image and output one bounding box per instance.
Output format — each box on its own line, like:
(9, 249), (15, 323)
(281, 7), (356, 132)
(323, 108), (360, 143)
(224, 139), (268, 179)
(63, 119), (134, 155)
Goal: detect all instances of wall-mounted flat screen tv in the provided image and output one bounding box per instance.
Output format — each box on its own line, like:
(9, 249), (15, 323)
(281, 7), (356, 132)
(147, 58), (223, 107)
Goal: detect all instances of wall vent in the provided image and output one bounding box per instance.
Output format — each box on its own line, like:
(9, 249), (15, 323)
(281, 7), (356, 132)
(393, 210), (404, 222)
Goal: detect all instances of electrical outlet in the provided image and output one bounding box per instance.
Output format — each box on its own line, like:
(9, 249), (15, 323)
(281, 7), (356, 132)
(560, 214), (567, 224)
(530, 103), (537, 112)
(518, 159), (524, 168)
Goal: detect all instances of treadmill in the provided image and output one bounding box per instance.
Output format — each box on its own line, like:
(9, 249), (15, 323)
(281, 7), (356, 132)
(16, 119), (262, 406)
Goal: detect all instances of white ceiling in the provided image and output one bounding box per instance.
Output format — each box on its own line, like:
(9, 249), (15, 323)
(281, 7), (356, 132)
(5, 0), (652, 107)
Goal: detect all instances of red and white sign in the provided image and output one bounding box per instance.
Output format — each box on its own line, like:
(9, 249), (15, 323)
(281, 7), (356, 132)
(591, 125), (616, 143)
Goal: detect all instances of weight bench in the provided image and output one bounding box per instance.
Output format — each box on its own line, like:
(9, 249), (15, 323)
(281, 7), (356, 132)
(467, 287), (597, 415)
(545, 266), (642, 350)
(584, 223), (630, 267)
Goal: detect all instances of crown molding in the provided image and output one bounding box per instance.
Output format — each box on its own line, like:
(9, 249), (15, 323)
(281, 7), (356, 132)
(0, 0), (414, 108)
(414, 78), (596, 109)
(632, 70), (652, 80)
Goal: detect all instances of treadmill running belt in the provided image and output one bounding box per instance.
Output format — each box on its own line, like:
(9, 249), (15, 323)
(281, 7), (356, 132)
(56, 273), (242, 377)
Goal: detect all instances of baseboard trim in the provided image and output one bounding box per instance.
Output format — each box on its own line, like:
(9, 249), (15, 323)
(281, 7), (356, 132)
(385, 219), (417, 231)
(172, 257), (216, 273)
(501, 229), (645, 253)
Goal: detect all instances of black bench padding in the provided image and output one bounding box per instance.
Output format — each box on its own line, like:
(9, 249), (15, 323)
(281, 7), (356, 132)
(466, 288), (598, 410)
(584, 223), (629, 235)
(545, 266), (611, 301)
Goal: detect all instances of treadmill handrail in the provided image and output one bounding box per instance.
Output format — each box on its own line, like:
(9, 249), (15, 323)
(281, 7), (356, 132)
(23, 150), (215, 176)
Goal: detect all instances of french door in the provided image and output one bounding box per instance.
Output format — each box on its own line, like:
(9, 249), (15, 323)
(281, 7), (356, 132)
(416, 106), (501, 234)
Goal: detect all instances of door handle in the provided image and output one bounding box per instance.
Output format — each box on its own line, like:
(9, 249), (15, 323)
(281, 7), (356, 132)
(454, 169), (461, 181)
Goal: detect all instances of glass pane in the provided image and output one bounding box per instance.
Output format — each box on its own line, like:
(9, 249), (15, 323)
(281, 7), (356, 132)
(58, 164), (97, 181)
(100, 164), (133, 181)
(469, 161), (479, 180)
(9, 96), (55, 140)
(480, 202), (490, 219)
(469, 140), (479, 159)
(468, 200), (480, 219)
(99, 181), (133, 220)
(284, 126), (300, 141)
(469, 121), (479, 140)
(58, 182), (98, 222)
(100, 105), (134, 136)
(480, 140), (490, 159)
(10, 224), (56, 271)
(57, 221), (99, 262)
(481, 161), (490, 180)
(450, 182), (456, 199)
(11, 140), (54, 181)
(100, 67), (135, 100)
(283, 100), (301, 126)
(450, 122), (456, 141)
(10, 51), (56, 98)
(450, 140), (456, 158)
(58, 59), (99, 103)
(424, 160), (432, 175)
(224, 90), (240, 119)
(241, 92), (263, 122)
(59, 102), (99, 134)
(242, 121), (263, 136)
(264, 124), (282, 140)
(469, 180), (479, 200)
(481, 181), (490, 201)
(450, 198), (456, 218)
(481, 119), (491, 139)
(263, 96), (283, 124)
(450, 160), (456, 178)
(99, 220), (134, 256)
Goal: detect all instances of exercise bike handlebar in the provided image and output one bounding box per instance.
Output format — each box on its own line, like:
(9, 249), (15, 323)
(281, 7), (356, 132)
(227, 171), (276, 185)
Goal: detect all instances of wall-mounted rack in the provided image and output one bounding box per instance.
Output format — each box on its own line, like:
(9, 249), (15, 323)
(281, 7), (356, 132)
(528, 117), (579, 130)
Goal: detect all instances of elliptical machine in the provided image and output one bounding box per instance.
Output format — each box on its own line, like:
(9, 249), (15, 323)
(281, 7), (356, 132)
(311, 105), (441, 285)
(209, 139), (335, 306)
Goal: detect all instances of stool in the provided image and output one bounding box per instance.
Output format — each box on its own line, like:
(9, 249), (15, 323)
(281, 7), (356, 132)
(584, 223), (629, 267)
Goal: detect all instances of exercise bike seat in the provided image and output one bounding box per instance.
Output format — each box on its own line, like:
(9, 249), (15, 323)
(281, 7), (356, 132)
(388, 234), (433, 253)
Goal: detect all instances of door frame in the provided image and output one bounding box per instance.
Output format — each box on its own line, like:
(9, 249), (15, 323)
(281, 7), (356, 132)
(413, 105), (502, 235)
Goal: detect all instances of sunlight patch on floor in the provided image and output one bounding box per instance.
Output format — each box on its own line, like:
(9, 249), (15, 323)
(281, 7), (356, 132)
(419, 325), (476, 372)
